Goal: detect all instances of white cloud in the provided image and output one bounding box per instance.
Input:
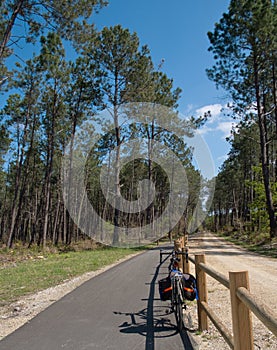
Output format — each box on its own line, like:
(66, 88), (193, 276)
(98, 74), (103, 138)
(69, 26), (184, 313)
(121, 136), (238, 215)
(216, 121), (236, 138)
(197, 125), (214, 135)
(190, 103), (238, 138)
(184, 102), (239, 141)
(196, 103), (224, 123)
(199, 121), (236, 139)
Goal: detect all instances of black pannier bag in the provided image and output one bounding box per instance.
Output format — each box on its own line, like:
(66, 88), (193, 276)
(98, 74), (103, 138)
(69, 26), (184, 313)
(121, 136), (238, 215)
(158, 276), (172, 301)
(181, 273), (197, 301)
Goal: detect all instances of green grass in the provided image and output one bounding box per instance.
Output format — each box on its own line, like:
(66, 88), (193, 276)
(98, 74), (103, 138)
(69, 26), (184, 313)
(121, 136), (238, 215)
(0, 247), (141, 306)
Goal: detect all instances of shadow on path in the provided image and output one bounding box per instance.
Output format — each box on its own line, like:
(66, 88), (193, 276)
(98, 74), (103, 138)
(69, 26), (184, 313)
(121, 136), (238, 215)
(114, 251), (196, 349)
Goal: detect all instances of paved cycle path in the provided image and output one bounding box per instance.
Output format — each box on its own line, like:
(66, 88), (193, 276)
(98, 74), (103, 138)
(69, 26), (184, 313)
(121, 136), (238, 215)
(0, 246), (197, 350)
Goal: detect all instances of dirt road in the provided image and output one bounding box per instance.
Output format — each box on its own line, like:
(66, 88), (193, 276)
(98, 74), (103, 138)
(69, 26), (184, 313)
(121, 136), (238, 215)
(188, 231), (277, 349)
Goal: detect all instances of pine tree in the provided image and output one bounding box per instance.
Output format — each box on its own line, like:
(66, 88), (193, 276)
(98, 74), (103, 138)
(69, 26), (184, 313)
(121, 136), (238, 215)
(207, 0), (277, 238)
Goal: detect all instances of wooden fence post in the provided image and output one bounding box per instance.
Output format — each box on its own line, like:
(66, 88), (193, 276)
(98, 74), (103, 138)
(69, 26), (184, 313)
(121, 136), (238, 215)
(184, 234), (188, 246)
(174, 238), (182, 252)
(182, 247), (190, 274)
(179, 238), (184, 271)
(229, 271), (254, 350)
(174, 237), (184, 271)
(195, 254), (208, 331)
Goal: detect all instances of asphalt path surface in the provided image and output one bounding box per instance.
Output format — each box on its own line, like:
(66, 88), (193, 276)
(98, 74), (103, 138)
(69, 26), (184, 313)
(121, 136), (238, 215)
(0, 246), (198, 350)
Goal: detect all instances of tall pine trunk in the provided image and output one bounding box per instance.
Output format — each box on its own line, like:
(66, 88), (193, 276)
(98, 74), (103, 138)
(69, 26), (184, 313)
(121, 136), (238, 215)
(113, 104), (120, 245)
(254, 58), (277, 239)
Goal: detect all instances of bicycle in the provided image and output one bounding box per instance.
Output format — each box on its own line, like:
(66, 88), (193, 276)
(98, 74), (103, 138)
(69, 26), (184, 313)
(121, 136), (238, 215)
(159, 249), (197, 332)
(168, 252), (187, 331)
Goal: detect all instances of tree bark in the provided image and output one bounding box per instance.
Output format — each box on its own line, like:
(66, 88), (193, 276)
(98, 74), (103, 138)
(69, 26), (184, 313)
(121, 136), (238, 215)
(113, 102), (120, 245)
(254, 58), (277, 239)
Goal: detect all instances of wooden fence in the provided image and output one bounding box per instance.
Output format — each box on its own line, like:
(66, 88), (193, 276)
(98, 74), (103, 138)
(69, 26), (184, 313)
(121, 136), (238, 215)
(174, 236), (277, 350)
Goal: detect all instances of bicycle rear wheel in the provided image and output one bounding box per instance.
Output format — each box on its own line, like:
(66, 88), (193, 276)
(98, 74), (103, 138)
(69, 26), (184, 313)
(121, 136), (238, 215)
(176, 293), (184, 331)
(172, 280), (184, 332)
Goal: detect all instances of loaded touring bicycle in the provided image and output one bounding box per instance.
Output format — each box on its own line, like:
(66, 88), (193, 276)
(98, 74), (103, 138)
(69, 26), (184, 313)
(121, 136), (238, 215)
(158, 249), (197, 331)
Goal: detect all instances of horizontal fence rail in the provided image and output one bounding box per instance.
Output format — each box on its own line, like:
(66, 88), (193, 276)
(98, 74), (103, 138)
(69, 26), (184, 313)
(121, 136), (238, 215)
(201, 301), (234, 349)
(198, 261), (230, 289)
(236, 286), (277, 337)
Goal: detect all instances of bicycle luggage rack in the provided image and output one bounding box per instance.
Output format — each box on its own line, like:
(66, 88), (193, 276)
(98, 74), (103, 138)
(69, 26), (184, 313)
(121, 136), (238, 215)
(159, 248), (189, 264)
(176, 249), (189, 264)
(159, 249), (173, 263)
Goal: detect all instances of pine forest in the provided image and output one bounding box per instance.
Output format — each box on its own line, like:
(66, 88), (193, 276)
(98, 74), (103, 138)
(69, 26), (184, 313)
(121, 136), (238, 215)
(0, 0), (276, 249)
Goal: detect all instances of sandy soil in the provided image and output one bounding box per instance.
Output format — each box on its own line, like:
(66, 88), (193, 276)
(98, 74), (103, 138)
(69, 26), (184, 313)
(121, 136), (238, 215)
(188, 231), (277, 349)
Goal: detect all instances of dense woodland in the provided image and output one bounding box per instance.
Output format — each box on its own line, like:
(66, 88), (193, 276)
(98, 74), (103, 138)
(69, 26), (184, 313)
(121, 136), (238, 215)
(206, 0), (277, 241)
(0, 0), (276, 248)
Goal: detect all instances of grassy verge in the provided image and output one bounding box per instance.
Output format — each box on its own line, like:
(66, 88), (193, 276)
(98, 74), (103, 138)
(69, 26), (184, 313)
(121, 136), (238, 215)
(0, 245), (143, 306)
(214, 231), (277, 258)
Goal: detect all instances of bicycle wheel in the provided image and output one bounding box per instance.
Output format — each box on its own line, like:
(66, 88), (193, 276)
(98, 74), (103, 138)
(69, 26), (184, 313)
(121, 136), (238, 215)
(176, 291), (184, 331)
(172, 279), (184, 332)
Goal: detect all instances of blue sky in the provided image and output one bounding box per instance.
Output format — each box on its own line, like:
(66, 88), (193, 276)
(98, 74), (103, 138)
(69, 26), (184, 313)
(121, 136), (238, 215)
(92, 0), (233, 174)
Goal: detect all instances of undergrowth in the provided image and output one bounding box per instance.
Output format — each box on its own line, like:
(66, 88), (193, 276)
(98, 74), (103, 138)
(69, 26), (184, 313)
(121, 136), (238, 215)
(215, 230), (277, 258)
